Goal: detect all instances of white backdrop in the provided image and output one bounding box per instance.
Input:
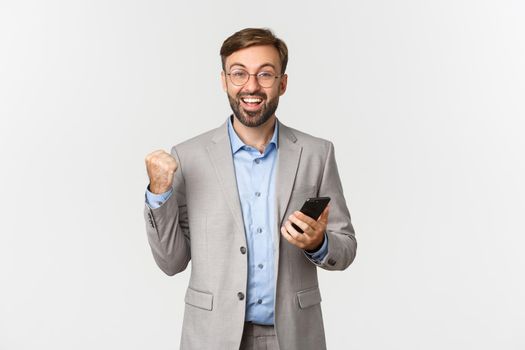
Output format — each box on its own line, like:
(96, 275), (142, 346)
(1, 1), (524, 349)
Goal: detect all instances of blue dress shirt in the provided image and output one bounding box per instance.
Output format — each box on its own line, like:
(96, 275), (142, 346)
(227, 117), (278, 324)
(145, 117), (328, 325)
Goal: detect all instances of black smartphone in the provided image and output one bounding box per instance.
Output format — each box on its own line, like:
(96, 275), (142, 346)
(291, 197), (331, 233)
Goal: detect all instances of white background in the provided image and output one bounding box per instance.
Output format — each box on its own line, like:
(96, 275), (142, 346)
(1, 0), (524, 349)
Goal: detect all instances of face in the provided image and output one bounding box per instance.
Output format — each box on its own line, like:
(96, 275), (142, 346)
(221, 45), (288, 128)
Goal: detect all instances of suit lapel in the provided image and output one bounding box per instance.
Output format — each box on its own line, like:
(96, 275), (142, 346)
(273, 121), (302, 284)
(275, 121), (303, 227)
(206, 120), (245, 237)
(204, 118), (303, 247)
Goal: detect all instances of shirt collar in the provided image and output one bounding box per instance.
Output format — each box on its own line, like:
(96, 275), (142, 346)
(227, 115), (279, 155)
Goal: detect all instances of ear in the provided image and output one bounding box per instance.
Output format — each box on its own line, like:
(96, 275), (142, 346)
(221, 71), (227, 92)
(279, 73), (288, 96)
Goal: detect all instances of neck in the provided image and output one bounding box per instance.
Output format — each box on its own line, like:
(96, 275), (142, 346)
(232, 115), (276, 154)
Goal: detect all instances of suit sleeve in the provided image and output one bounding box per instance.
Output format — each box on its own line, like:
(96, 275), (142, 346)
(143, 146), (191, 276)
(304, 141), (357, 270)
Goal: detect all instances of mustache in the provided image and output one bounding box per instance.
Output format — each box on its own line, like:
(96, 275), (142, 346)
(237, 92), (267, 99)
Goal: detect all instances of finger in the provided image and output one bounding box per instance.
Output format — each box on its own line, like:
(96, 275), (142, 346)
(318, 205), (330, 225)
(284, 221), (302, 239)
(146, 149), (166, 159)
(145, 150), (167, 164)
(281, 226), (295, 244)
(293, 211), (317, 227)
(284, 221), (307, 246)
(288, 214), (309, 233)
(281, 226), (303, 248)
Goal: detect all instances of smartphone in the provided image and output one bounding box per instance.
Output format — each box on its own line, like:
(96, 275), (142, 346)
(291, 197), (331, 233)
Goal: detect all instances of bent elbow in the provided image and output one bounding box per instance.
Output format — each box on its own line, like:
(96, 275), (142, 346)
(158, 256), (190, 276)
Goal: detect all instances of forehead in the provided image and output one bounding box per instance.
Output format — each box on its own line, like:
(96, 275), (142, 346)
(225, 44), (281, 71)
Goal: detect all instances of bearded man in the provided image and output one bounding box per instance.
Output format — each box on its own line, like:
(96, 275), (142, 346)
(144, 27), (357, 350)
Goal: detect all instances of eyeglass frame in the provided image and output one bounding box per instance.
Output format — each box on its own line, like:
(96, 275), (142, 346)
(225, 68), (283, 88)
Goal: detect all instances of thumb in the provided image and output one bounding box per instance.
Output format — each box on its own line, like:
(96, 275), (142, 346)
(318, 205), (330, 224)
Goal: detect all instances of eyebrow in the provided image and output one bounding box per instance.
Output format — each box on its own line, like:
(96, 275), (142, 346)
(229, 62), (276, 71)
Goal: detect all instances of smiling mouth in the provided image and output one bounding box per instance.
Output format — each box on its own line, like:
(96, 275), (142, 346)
(241, 97), (263, 106)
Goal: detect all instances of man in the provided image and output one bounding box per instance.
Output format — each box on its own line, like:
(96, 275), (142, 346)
(144, 28), (357, 350)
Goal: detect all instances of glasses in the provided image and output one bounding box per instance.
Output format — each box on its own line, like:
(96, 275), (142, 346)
(226, 69), (282, 88)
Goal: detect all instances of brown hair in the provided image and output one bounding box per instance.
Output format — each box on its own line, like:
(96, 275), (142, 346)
(220, 28), (288, 74)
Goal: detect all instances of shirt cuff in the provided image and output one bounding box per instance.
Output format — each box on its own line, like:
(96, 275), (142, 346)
(145, 186), (173, 209)
(304, 233), (329, 262)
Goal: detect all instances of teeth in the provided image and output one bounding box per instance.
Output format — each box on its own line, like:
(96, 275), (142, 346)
(242, 98), (262, 103)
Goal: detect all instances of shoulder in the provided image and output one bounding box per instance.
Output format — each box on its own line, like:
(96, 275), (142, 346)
(173, 129), (216, 151)
(170, 122), (226, 156)
(280, 122), (333, 153)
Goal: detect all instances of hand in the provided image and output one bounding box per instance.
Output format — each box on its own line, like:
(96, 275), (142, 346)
(280, 205), (329, 251)
(145, 150), (178, 194)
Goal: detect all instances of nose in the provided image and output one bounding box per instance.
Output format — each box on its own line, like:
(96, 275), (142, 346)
(242, 74), (261, 93)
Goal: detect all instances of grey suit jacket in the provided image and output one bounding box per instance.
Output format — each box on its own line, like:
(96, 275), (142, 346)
(144, 118), (357, 350)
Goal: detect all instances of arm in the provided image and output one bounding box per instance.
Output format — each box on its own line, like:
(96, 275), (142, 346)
(145, 187), (173, 209)
(281, 141), (357, 270)
(303, 232), (329, 262)
(144, 146), (191, 276)
(308, 141), (357, 270)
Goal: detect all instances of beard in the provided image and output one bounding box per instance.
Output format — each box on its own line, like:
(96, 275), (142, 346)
(227, 91), (279, 128)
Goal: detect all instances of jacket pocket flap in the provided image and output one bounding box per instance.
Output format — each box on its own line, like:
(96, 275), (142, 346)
(297, 287), (322, 309)
(185, 287), (213, 311)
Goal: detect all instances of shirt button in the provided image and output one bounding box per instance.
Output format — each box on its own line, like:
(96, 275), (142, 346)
(240, 246), (247, 254)
(258, 264), (263, 269)
(256, 227), (263, 233)
(238, 292), (245, 300)
(257, 299), (263, 304)
(255, 158), (261, 164)
(255, 192), (261, 197)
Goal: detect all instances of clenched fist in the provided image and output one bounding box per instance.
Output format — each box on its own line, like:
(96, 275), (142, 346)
(145, 150), (178, 194)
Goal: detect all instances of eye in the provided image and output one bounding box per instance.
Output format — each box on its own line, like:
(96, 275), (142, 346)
(258, 71), (275, 78)
(231, 70), (247, 78)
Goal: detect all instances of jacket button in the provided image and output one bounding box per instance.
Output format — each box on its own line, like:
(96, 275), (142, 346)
(328, 258), (336, 266)
(240, 246), (247, 254)
(237, 292), (245, 300)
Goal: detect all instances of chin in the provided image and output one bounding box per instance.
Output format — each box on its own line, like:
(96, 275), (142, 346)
(238, 111), (271, 128)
